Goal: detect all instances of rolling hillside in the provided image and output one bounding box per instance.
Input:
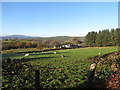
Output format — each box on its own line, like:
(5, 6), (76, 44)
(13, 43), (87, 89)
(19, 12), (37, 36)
(2, 35), (85, 42)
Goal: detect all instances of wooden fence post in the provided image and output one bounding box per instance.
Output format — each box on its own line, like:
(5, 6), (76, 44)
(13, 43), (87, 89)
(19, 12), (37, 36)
(87, 63), (97, 88)
(35, 70), (40, 88)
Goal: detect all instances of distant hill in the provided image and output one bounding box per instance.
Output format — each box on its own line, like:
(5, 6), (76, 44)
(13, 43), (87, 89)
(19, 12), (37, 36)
(50, 36), (85, 42)
(1, 35), (85, 42)
(2, 35), (40, 40)
(31, 36), (85, 42)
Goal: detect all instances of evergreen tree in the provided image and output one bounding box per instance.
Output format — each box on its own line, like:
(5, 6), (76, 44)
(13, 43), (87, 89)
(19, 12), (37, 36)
(85, 28), (120, 47)
(101, 29), (109, 46)
(85, 31), (97, 47)
(90, 31), (97, 46)
(85, 32), (91, 46)
(95, 31), (102, 47)
(114, 28), (120, 46)
(109, 29), (115, 46)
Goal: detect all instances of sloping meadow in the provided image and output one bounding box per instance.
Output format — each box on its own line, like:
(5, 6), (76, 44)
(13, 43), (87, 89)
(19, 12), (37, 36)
(2, 47), (119, 88)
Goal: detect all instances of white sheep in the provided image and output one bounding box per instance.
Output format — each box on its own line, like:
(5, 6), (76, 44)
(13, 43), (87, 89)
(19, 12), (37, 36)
(24, 53), (29, 57)
(99, 52), (102, 55)
(54, 52), (56, 54)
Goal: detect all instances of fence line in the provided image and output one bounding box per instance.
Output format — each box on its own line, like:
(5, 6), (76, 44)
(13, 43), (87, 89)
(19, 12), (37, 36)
(35, 70), (40, 88)
(87, 63), (97, 88)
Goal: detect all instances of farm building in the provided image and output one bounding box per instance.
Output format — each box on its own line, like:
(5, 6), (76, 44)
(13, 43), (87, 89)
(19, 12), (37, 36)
(54, 44), (60, 49)
(60, 44), (79, 49)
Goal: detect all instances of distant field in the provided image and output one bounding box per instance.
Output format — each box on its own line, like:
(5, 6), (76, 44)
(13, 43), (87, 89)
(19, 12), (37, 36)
(2, 47), (118, 88)
(1, 48), (53, 54)
(2, 46), (118, 60)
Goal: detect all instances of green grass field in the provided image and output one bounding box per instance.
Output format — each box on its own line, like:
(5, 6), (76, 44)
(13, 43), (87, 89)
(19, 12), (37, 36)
(2, 47), (118, 60)
(2, 47), (118, 88)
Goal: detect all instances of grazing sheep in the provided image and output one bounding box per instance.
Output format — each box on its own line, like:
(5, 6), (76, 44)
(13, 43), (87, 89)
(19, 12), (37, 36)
(61, 55), (65, 57)
(54, 52), (56, 54)
(99, 52), (102, 55)
(24, 53), (29, 57)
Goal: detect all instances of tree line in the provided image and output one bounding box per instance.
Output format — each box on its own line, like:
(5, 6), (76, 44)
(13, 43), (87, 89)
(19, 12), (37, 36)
(2, 28), (119, 50)
(2, 40), (60, 50)
(85, 28), (120, 47)
(2, 38), (83, 50)
(2, 41), (37, 50)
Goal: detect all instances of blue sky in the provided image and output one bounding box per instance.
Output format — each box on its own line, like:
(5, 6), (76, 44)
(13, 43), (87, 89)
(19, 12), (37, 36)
(2, 2), (118, 37)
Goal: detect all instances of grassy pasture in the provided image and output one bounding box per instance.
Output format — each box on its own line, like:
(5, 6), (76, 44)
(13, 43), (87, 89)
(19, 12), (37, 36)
(2, 46), (118, 60)
(2, 47), (118, 88)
